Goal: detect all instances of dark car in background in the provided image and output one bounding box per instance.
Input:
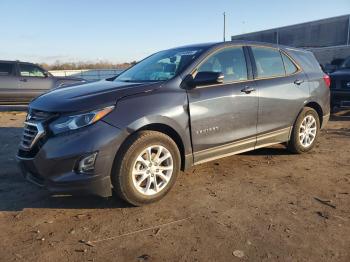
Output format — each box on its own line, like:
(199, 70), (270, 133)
(329, 56), (350, 109)
(17, 41), (330, 206)
(0, 60), (86, 104)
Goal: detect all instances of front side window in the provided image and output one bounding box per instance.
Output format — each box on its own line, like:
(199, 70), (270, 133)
(116, 48), (204, 82)
(0, 63), (14, 76)
(197, 46), (248, 83)
(251, 47), (285, 78)
(19, 64), (46, 77)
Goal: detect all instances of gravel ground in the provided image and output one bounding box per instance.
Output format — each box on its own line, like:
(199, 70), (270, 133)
(0, 111), (349, 262)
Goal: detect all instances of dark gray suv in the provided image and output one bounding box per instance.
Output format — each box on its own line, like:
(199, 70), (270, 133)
(17, 42), (330, 206)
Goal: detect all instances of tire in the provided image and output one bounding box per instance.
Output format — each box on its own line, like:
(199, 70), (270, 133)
(288, 107), (320, 154)
(111, 130), (181, 206)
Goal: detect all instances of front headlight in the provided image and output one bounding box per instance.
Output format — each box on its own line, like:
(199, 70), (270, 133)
(49, 106), (115, 134)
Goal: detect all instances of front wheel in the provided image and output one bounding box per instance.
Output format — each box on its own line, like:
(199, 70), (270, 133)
(111, 131), (180, 206)
(288, 107), (320, 154)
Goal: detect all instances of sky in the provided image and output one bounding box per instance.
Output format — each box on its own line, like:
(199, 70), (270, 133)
(0, 0), (349, 64)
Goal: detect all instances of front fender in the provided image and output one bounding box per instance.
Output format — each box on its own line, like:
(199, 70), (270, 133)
(103, 87), (192, 156)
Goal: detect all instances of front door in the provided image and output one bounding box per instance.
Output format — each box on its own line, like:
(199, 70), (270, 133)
(187, 46), (259, 164)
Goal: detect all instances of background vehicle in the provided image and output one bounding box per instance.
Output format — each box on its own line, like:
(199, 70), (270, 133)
(0, 60), (86, 104)
(17, 42), (330, 206)
(328, 56), (350, 109)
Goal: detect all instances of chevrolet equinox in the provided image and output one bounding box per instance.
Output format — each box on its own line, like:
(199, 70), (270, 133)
(17, 42), (330, 206)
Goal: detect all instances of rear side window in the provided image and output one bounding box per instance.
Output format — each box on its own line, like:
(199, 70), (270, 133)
(19, 64), (46, 77)
(281, 52), (298, 75)
(198, 46), (248, 83)
(251, 47), (285, 78)
(0, 63), (14, 76)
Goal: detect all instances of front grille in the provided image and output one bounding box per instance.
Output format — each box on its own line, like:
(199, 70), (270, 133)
(341, 80), (350, 89)
(20, 122), (45, 150)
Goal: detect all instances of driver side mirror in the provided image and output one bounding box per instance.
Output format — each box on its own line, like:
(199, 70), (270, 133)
(43, 71), (49, 78)
(182, 72), (224, 89)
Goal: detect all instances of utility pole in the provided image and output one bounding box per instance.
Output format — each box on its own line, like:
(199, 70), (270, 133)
(223, 12), (226, 42)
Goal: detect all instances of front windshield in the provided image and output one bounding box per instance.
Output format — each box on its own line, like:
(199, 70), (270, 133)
(340, 57), (350, 69)
(115, 48), (204, 82)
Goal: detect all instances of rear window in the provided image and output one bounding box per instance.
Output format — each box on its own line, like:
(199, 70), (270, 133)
(0, 63), (14, 76)
(251, 47), (285, 78)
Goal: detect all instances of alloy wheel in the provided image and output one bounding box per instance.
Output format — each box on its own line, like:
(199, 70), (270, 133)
(299, 115), (317, 148)
(131, 145), (173, 196)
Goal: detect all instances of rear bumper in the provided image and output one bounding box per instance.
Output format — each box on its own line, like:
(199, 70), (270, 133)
(16, 121), (128, 197)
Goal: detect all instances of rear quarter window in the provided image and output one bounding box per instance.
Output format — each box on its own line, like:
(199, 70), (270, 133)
(281, 52), (298, 75)
(287, 49), (322, 74)
(0, 63), (14, 76)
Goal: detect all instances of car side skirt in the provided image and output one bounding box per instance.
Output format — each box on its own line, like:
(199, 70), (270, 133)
(193, 127), (291, 165)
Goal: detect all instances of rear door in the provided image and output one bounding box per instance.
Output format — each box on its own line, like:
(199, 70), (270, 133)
(0, 62), (20, 103)
(248, 46), (309, 147)
(187, 46), (259, 163)
(18, 63), (55, 103)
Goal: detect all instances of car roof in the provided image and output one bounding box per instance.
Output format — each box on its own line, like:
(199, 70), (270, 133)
(168, 41), (307, 53)
(0, 60), (34, 64)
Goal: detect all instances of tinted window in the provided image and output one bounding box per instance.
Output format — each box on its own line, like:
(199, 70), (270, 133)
(19, 64), (46, 77)
(0, 63), (14, 76)
(251, 47), (285, 78)
(116, 48), (204, 82)
(198, 47), (247, 83)
(281, 53), (298, 74)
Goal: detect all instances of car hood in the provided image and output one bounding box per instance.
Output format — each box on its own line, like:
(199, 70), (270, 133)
(30, 80), (160, 112)
(54, 76), (86, 81)
(330, 68), (350, 78)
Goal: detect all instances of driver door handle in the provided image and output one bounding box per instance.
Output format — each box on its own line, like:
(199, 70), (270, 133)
(241, 86), (256, 94)
(20, 78), (27, 82)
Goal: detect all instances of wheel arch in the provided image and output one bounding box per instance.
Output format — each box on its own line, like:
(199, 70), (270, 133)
(139, 123), (186, 170)
(304, 101), (323, 127)
(114, 121), (188, 172)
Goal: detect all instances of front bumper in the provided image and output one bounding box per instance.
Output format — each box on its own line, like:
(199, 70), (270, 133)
(16, 121), (128, 197)
(331, 90), (350, 108)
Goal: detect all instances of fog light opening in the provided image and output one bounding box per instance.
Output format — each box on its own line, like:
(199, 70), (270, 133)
(78, 152), (98, 173)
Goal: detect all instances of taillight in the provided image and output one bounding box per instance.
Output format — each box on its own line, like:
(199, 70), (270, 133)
(323, 74), (331, 88)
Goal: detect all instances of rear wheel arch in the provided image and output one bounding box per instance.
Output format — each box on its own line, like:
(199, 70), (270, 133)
(304, 102), (323, 127)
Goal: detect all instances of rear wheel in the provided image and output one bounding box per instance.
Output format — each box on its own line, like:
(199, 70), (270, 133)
(288, 107), (320, 154)
(112, 131), (180, 206)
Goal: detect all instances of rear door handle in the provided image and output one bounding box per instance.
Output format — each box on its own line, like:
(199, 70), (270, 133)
(241, 86), (256, 94)
(20, 78), (27, 82)
(294, 79), (304, 85)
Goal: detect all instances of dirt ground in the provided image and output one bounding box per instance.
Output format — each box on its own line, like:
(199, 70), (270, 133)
(0, 110), (349, 262)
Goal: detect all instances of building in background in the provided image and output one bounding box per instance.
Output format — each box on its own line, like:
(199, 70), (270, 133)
(231, 15), (350, 66)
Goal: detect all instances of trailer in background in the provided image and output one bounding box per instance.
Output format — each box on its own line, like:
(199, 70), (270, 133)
(231, 15), (350, 66)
